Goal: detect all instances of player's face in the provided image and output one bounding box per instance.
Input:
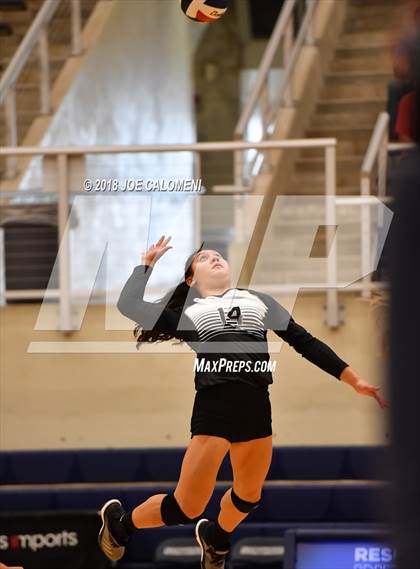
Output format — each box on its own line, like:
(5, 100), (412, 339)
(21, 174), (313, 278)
(190, 249), (230, 287)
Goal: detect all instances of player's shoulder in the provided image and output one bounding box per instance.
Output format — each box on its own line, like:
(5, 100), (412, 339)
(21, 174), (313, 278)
(245, 287), (274, 304)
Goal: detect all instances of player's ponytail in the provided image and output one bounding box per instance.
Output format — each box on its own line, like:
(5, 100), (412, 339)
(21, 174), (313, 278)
(133, 243), (204, 348)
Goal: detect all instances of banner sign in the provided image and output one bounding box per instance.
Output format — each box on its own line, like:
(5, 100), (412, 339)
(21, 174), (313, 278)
(0, 511), (109, 569)
(295, 541), (397, 569)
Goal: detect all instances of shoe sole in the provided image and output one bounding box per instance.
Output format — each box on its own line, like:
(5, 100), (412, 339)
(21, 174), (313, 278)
(195, 518), (209, 566)
(98, 498), (125, 562)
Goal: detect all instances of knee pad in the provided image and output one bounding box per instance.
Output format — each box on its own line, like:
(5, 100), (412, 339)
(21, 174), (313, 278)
(161, 493), (195, 526)
(230, 488), (261, 513)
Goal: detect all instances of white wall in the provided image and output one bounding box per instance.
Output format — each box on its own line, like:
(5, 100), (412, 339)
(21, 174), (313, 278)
(20, 0), (204, 293)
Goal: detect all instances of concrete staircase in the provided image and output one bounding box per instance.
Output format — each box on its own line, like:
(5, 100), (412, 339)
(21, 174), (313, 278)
(250, 0), (396, 288)
(0, 0), (97, 177)
(291, 0), (394, 194)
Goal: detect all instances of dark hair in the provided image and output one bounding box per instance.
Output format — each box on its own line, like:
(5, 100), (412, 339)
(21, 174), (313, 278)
(133, 243), (205, 349)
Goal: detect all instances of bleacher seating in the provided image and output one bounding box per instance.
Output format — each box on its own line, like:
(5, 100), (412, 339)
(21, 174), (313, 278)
(0, 446), (391, 568)
(0, 445), (389, 485)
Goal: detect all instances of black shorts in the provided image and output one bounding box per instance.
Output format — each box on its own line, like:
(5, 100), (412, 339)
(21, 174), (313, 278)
(190, 381), (272, 443)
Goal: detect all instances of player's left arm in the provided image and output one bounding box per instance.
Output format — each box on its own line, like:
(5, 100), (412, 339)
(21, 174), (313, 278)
(255, 291), (388, 410)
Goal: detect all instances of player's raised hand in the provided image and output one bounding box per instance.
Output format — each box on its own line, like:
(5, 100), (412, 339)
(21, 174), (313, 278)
(0, 563), (24, 569)
(141, 235), (173, 267)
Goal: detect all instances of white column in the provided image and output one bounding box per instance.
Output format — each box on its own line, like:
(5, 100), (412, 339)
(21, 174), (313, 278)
(57, 154), (72, 330)
(361, 176), (372, 298)
(325, 144), (339, 327)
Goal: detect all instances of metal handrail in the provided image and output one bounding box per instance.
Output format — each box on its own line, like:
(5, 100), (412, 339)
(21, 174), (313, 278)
(0, 0), (60, 104)
(359, 117), (417, 299)
(234, 0), (317, 141)
(360, 112), (390, 299)
(266, 0), (316, 131)
(234, 0), (296, 139)
(243, 0), (317, 183)
(0, 138), (340, 329)
(0, 139), (337, 156)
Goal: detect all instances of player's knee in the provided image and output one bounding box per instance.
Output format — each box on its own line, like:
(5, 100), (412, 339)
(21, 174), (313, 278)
(176, 495), (207, 520)
(230, 487), (261, 513)
(161, 493), (201, 525)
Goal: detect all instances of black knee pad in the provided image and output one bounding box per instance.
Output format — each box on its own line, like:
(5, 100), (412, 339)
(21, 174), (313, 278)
(161, 493), (195, 526)
(230, 488), (261, 513)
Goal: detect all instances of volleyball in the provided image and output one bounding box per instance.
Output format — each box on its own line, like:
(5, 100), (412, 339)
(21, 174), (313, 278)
(179, 0), (228, 23)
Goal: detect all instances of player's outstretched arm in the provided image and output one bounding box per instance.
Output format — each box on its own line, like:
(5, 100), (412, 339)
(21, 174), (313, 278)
(340, 366), (389, 409)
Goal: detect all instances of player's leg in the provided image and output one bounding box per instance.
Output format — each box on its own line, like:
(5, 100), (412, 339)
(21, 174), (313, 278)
(219, 434), (273, 531)
(195, 434), (273, 566)
(99, 435), (229, 560)
(128, 434), (230, 527)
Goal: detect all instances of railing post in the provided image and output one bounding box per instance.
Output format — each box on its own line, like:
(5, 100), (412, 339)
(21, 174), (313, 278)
(377, 127), (389, 206)
(71, 0), (83, 56)
(305, 0), (316, 45)
(361, 176), (372, 298)
(38, 27), (51, 115)
(57, 154), (72, 331)
(0, 227), (5, 307)
(325, 143), (339, 327)
(4, 89), (18, 178)
(359, 112), (390, 299)
(282, 17), (294, 107)
(234, 147), (243, 188)
(193, 149), (202, 249)
(260, 78), (269, 134)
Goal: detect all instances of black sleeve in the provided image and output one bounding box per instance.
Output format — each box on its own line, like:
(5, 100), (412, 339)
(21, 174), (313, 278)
(117, 264), (183, 335)
(255, 290), (349, 380)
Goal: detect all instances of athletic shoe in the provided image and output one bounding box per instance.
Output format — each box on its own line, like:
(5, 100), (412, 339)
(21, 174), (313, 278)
(195, 518), (229, 569)
(98, 498), (126, 561)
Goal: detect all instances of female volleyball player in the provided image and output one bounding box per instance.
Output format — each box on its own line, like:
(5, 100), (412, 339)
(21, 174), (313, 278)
(99, 235), (388, 569)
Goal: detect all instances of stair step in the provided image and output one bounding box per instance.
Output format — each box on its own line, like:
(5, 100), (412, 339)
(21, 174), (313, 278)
(309, 131), (371, 152)
(258, 257), (362, 273)
(338, 31), (390, 49)
(311, 108), (382, 128)
(316, 97), (385, 113)
(8, 16), (70, 37)
(302, 134), (371, 157)
(286, 178), (361, 195)
(14, 84), (41, 110)
(296, 156), (362, 173)
(0, 10), (34, 25)
(1, 44), (70, 68)
(334, 45), (391, 59)
(0, 109), (37, 130)
(326, 70), (391, 80)
(292, 168), (360, 189)
(0, 39), (21, 58)
(349, 0), (396, 8)
(321, 73), (390, 100)
(343, 11), (397, 33)
(331, 57), (391, 74)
